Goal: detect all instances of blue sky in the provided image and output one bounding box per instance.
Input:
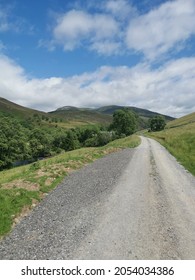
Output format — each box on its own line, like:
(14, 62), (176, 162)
(0, 0), (195, 117)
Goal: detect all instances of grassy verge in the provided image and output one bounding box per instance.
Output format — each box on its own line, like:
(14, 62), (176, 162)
(145, 122), (195, 176)
(0, 135), (140, 238)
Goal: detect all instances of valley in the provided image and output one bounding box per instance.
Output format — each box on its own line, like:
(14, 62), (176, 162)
(0, 97), (194, 258)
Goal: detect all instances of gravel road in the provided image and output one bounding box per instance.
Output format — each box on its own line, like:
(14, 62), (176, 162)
(0, 136), (195, 259)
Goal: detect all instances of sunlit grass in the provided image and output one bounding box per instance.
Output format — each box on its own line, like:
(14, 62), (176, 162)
(145, 115), (195, 176)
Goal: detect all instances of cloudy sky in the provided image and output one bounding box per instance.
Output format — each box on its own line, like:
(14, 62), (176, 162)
(0, 0), (195, 117)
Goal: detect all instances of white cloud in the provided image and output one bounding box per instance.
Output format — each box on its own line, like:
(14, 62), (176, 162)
(53, 10), (92, 50)
(0, 54), (195, 117)
(126, 0), (195, 59)
(53, 10), (119, 54)
(105, 0), (136, 19)
(48, 0), (195, 58)
(89, 40), (121, 55)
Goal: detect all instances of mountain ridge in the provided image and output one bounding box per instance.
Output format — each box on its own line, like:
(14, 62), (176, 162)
(54, 104), (174, 119)
(51, 104), (175, 129)
(0, 97), (175, 129)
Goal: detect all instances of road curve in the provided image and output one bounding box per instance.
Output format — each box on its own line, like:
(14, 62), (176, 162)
(0, 136), (195, 259)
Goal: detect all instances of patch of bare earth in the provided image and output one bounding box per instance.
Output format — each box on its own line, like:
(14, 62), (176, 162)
(36, 162), (82, 179)
(103, 148), (121, 155)
(2, 179), (40, 191)
(45, 177), (55, 186)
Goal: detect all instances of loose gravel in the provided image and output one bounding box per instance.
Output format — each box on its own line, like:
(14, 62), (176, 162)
(0, 148), (135, 259)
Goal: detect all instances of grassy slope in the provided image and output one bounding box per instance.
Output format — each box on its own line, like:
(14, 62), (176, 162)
(166, 112), (195, 128)
(146, 113), (195, 176)
(0, 135), (140, 238)
(49, 109), (112, 126)
(0, 97), (111, 128)
(0, 97), (46, 118)
(52, 105), (175, 130)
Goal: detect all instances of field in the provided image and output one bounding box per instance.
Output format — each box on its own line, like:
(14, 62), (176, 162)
(0, 135), (140, 238)
(146, 113), (195, 176)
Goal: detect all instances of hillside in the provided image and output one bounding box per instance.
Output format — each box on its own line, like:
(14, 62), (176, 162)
(0, 97), (176, 171)
(0, 97), (112, 127)
(0, 97), (174, 129)
(52, 104), (174, 129)
(166, 112), (195, 128)
(146, 112), (195, 175)
(0, 97), (111, 128)
(94, 105), (174, 120)
(0, 97), (47, 119)
(50, 107), (112, 126)
(0, 97), (115, 171)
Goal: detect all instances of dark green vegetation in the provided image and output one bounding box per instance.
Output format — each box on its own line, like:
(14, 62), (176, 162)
(0, 98), (111, 170)
(0, 98), (173, 171)
(110, 109), (137, 136)
(0, 109), (135, 171)
(149, 115), (166, 131)
(0, 114), (113, 170)
(0, 135), (141, 237)
(146, 112), (195, 176)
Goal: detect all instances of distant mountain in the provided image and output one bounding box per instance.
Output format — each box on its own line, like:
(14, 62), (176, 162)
(94, 105), (174, 120)
(56, 106), (80, 112)
(53, 104), (175, 129)
(0, 97), (175, 130)
(50, 106), (112, 125)
(0, 97), (111, 127)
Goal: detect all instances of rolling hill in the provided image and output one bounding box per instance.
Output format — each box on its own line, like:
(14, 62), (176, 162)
(147, 112), (195, 175)
(50, 106), (112, 126)
(0, 97), (174, 129)
(0, 97), (47, 119)
(166, 112), (195, 129)
(94, 105), (174, 120)
(0, 97), (111, 128)
(51, 104), (174, 129)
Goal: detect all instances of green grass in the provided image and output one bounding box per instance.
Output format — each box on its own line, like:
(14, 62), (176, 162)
(0, 135), (140, 238)
(0, 189), (40, 236)
(145, 113), (195, 176)
(166, 112), (195, 128)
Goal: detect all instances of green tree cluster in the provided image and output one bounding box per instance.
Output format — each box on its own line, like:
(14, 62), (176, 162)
(149, 116), (166, 131)
(0, 108), (139, 171)
(110, 109), (137, 136)
(0, 117), (112, 170)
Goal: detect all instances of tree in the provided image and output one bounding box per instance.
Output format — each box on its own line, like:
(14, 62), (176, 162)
(149, 115), (166, 131)
(84, 131), (113, 147)
(110, 109), (137, 136)
(29, 128), (51, 159)
(62, 130), (80, 151)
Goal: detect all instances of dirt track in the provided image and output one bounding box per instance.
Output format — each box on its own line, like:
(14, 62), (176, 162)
(0, 136), (195, 259)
